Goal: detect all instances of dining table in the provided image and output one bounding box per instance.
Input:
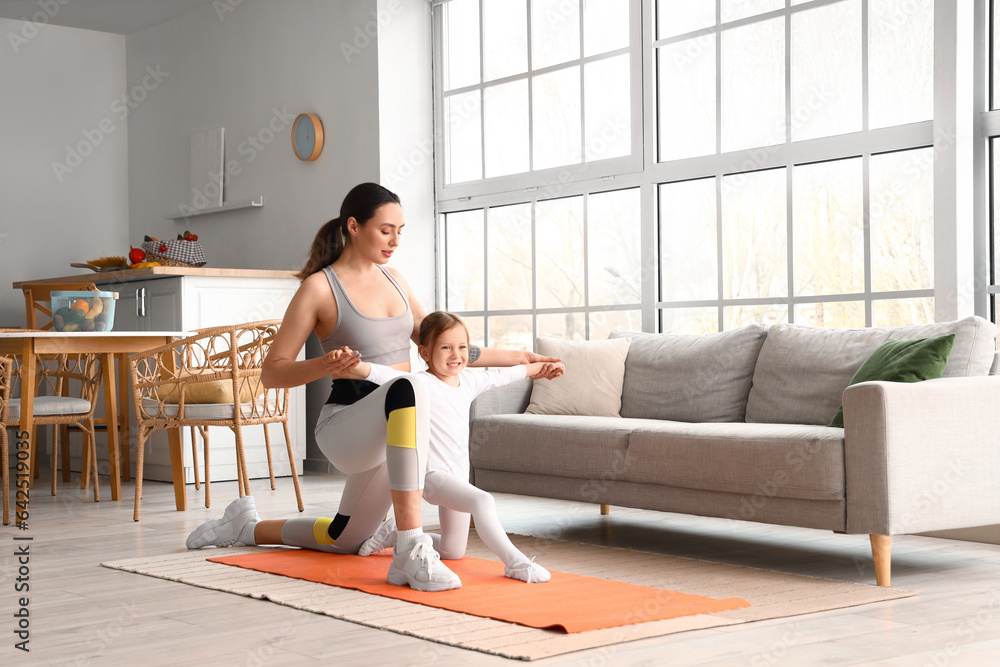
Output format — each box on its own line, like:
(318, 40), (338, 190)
(0, 329), (194, 526)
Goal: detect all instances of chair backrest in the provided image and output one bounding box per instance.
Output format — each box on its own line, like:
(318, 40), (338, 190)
(6, 353), (102, 405)
(129, 320), (286, 422)
(21, 282), (99, 330)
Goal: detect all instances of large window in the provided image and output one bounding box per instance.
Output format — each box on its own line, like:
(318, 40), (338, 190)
(435, 0), (946, 348)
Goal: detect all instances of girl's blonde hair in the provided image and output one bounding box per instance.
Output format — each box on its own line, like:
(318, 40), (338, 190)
(418, 311), (469, 348)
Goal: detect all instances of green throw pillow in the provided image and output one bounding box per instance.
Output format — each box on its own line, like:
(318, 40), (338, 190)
(828, 333), (956, 428)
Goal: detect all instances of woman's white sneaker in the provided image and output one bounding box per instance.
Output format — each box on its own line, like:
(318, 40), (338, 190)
(386, 534), (461, 591)
(186, 496), (260, 549)
(358, 517), (397, 556)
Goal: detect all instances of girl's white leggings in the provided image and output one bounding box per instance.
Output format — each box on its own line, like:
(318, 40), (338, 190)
(423, 470), (527, 567)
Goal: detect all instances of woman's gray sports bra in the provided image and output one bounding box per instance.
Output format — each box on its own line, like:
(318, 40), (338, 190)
(318, 265), (413, 365)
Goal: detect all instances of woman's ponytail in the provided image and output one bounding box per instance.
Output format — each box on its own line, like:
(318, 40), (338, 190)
(297, 217), (344, 279)
(297, 183), (400, 279)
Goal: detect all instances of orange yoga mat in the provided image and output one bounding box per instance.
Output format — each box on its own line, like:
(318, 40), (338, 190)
(209, 550), (749, 633)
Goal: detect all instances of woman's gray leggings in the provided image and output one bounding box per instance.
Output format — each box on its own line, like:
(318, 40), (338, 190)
(280, 375), (429, 554)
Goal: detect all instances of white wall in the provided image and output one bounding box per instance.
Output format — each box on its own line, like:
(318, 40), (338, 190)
(124, 0), (383, 272)
(377, 0), (435, 313)
(2, 0), (438, 472)
(123, 0), (409, 469)
(0, 19), (128, 325)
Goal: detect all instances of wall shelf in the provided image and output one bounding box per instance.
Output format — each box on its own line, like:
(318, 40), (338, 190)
(165, 196), (263, 221)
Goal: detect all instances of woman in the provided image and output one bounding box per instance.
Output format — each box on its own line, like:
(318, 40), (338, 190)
(185, 183), (558, 592)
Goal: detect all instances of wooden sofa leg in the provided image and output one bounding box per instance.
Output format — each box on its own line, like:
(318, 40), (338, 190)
(600, 504), (610, 515)
(870, 534), (891, 587)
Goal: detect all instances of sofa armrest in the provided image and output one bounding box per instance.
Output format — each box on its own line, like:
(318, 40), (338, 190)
(470, 377), (533, 419)
(843, 376), (1000, 535)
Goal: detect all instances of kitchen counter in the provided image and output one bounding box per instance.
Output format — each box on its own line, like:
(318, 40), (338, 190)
(12, 266), (305, 485)
(13, 265), (299, 288)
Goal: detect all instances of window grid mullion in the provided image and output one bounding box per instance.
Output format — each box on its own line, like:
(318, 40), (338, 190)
(483, 205), (491, 345)
(582, 193), (591, 339)
(530, 199), (538, 349)
(526, 0), (535, 175)
(861, 0), (870, 133)
(716, 0), (725, 333)
(785, 5), (794, 323)
(478, 0), (486, 183)
(863, 152), (873, 327)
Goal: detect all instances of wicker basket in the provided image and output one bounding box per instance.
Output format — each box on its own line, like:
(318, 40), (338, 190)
(141, 240), (207, 267)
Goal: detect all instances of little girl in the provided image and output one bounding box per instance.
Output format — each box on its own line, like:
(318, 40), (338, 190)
(353, 311), (565, 583)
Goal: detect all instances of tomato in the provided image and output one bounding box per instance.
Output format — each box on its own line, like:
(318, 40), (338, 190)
(128, 246), (146, 263)
(159, 244), (168, 252)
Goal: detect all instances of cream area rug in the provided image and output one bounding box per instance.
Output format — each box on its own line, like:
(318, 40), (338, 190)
(102, 533), (915, 661)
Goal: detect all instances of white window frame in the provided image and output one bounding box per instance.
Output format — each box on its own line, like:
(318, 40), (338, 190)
(983, 0), (1000, 322)
(432, 0), (991, 340)
(432, 0), (645, 203)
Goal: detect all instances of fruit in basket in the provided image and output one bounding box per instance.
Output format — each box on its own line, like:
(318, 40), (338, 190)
(64, 309), (86, 325)
(71, 299), (90, 314)
(129, 246), (146, 264)
(85, 297), (104, 320)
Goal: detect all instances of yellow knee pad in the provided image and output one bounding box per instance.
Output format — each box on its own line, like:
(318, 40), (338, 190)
(386, 406), (416, 449)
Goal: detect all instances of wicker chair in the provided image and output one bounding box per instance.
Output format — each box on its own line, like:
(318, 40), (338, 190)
(127, 320), (303, 520)
(1, 349), (102, 524)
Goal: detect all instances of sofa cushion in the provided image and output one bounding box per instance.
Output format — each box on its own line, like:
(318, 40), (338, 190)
(609, 324), (767, 423)
(159, 368), (264, 404)
(828, 333), (956, 427)
(526, 336), (630, 417)
(470, 414), (652, 480)
(746, 316), (997, 425)
(888, 317), (997, 377)
(623, 421), (846, 502)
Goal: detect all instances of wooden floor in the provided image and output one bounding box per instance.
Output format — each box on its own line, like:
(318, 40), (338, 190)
(5, 471), (1000, 666)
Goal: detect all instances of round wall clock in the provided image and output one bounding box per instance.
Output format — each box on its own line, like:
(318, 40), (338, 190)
(292, 113), (324, 161)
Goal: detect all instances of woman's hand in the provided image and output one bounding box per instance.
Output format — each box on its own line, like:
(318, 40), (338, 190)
(521, 351), (561, 366)
(527, 361), (565, 380)
(321, 346), (363, 380)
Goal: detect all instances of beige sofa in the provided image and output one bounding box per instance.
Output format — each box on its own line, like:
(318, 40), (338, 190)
(469, 316), (1000, 586)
